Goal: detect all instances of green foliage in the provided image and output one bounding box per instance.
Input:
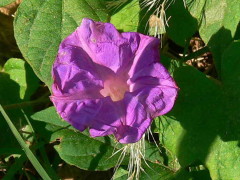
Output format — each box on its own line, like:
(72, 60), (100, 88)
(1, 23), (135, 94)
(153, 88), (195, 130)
(0, 71), (21, 155)
(159, 43), (240, 179)
(0, 0), (15, 7)
(1, 0), (240, 179)
(166, 0), (198, 46)
(0, 58), (39, 156)
(32, 108), (121, 171)
(32, 107), (176, 179)
(186, 0), (240, 75)
(14, 0), (109, 88)
(4, 58), (39, 99)
(110, 0), (140, 32)
(186, 0), (240, 43)
(0, 105), (51, 180)
(113, 167), (128, 180)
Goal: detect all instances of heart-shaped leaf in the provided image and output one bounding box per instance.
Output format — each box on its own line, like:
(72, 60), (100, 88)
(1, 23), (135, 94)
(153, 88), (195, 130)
(186, 0), (240, 74)
(158, 42), (240, 179)
(32, 106), (175, 178)
(14, 0), (109, 88)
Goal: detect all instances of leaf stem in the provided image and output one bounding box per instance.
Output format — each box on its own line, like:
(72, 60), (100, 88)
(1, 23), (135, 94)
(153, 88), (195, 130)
(3, 97), (50, 110)
(183, 46), (210, 61)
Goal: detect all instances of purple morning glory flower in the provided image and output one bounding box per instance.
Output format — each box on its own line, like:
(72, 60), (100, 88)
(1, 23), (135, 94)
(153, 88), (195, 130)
(51, 18), (178, 144)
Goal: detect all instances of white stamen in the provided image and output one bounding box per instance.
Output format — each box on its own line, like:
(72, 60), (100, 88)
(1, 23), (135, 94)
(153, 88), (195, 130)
(112, 134), (147, 180)
(141, 0), (186, 44)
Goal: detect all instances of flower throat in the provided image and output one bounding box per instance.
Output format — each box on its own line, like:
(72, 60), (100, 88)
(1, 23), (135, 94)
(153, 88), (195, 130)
(100, 77), (129, 102)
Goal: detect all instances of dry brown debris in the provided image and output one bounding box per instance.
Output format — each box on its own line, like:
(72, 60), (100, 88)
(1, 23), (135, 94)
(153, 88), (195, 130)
(0, 0), (22, 16)
(186, 37), (214, 74)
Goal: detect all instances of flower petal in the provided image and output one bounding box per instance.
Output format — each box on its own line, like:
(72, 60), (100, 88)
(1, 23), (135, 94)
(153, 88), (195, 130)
(128, 63), (178, 91)
(53, 45), (101, 92)
(52, 43), (116, 99)
(51, 18), (178, 144)
(51, 99), (101, 131)
(77, 18), (139, 73)
(128, 34), (160, 77)
(128, 62), (178, 117)
(114, 93), (152, 143)
(115, 125), (142, 144)
(89, 97), (123, 137)
(131, 85), (178, 118)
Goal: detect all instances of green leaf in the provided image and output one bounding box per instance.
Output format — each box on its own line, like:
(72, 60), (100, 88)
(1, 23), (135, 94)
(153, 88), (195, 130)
(113, 167), (128, 180)
(140, 161), (175, 180)
(221, 41), (240, 84)
(4, 58), (39, 100)
(138, 0), (197, 47)
(156, 116), (182, 171)
(0, 105), (51, 180)
(0, 58), (39, 155)
(31, 107), (124, 171)
(0, 73), (20, 106)
(234, 23), (240, 40)
(186, 0), (240, 43)
(31, 106), (69, 128)
(186, 0), (240, 75)
(166, 0), (198, 46)
(50, 129), (120, 171)
(3, 155), (27, 180)
(158, 56), (240, 179)
(170, 66), (222, 166)
(110, 0), (140, 32)
(160, 55), (182, 76)
(220, 40), (240, 142)
(0, 0), (15, 7)
(113, 164), (182, 180)
(0, 72), (22, 155)
(14, 0), (109, 88)
(206, 137), (240, 180)
(31, 106), (175, 178)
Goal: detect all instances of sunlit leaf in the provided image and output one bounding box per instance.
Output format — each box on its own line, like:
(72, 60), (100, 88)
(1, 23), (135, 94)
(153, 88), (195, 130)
(111, 0), (140, 32)
(186, 0), (240, 75)
(14, 0), (109, 88)
(4, 58), (39, 100)
(0, 0), (15, 7)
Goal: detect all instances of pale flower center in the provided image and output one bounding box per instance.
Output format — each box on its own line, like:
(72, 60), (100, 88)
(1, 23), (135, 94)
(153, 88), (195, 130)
(100, 77), (129, 102)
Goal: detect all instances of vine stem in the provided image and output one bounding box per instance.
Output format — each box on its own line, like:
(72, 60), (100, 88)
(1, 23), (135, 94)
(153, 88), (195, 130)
(3, 96), (50, 110)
